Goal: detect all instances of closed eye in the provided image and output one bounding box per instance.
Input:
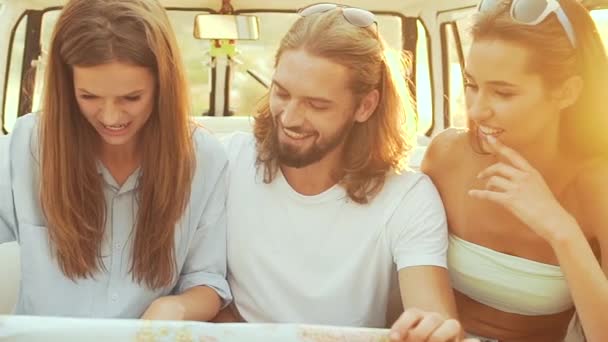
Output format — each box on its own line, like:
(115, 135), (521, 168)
(309, 101), (329, 110)
(123, 95), (141, 102)
(273, 86), (290, 99)
(464, 80), (478, 90)
(79, 94), (98, 100)
(495, 90), (515, 98)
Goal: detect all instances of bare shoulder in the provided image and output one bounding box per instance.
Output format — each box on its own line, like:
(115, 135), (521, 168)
(421, 127), (469, 174)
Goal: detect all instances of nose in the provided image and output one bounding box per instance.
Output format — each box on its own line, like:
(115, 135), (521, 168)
(98, 100), (122, 125)
(279, 99), (305, 128)
(466, 90), (493, 122)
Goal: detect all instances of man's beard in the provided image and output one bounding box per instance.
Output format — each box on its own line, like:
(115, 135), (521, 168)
(276, 118), (354, 169)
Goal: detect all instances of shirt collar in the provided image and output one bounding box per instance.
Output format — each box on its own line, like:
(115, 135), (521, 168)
(96, 160), (142, 194)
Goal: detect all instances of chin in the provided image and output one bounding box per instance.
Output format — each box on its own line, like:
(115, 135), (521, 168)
(100, 135), (137, 147)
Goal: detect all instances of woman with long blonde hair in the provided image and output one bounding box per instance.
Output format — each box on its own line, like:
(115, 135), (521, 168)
(0, 0), (230, 319)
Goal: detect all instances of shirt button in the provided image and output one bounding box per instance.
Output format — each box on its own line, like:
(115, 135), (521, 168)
(114, 242), (121, 251)
(110, 293), (119, 302)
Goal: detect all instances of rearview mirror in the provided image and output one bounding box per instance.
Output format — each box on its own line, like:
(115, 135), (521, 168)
(194, 14), (260, 40)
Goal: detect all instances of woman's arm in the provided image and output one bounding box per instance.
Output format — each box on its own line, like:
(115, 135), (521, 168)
(141, 286), (222, 321)
(0, 135), (18, 244)
(212, 304), (242, 323)
(143, 135), (232, 321)
(551, 225), (608, 342)
(549, 163), (608, 342)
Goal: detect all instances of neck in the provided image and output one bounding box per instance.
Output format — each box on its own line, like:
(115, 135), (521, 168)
(280, 143), (345, 196)
(98, 141), (141, 185)
(100, 143), (139, 166)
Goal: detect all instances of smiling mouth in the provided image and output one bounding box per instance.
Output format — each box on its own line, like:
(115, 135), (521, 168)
(478, 125), (504, 137)
(102, 122), (131, 131)
(282, 127), (315, 140)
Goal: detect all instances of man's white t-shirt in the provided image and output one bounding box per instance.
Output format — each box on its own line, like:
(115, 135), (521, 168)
(223, 133), (448, 328)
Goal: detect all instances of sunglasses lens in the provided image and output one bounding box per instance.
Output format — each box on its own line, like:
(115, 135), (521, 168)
(299, 3), (338, 17)
(343, 8), (375, 27)
(511, 0), (550, 23)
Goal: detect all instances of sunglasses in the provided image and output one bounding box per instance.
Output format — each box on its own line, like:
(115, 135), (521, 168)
(478, 0), (576, 47)
(297, 3), (377, 29)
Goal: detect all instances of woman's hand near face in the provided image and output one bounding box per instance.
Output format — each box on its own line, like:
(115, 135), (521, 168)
(467, 135), (578, 244)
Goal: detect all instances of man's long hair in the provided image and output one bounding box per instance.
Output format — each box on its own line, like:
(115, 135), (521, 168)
(254, 10), (417, 204)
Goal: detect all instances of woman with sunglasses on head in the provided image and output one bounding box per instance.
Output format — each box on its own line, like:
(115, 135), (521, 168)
(402, 0), (608, 341)
(0, 0), (230, 320)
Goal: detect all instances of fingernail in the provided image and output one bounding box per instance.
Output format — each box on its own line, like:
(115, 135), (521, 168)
(486, 135), (496, 144)
(390, 332), (401, 340)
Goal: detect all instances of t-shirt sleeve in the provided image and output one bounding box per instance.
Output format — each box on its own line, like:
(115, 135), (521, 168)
(387, 174), (448, 270)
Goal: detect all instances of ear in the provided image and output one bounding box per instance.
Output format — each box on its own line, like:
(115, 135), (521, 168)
(554, 75), (583, 111)
(354, 89), (380, 123)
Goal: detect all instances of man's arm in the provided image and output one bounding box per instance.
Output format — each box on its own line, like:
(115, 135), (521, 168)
(389, 266), (465, 341)
(385, 171), (471, 341)
(398, 266), (458, 320)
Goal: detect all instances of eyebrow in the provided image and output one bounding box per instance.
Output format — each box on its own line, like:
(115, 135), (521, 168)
(272, 79), (333, 104)
(463, 71), (517, 88)
(77, 88), (145, 96)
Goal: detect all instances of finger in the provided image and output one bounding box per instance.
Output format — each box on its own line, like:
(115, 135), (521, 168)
(468, 189), (509, 204)
(390, 309), (424, 341)
(425, 319), (461, 342)
(403, 312), (444, 341)
(485, 135), (531, 171)
(477, 162), (524, 180)
(484, 175), (514, 192)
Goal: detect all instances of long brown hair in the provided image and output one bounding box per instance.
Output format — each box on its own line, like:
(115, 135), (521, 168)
(469, 0), (608, 157)
(39, 0), (194, 289)
(254, 9), (416, 204)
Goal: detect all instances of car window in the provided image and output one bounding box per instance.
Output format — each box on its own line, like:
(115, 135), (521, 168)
(4, 8), (430, 136)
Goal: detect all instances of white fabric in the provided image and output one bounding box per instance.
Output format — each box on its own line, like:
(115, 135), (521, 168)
(223, 133), (448, 327)
(448, 234), (573, 316)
